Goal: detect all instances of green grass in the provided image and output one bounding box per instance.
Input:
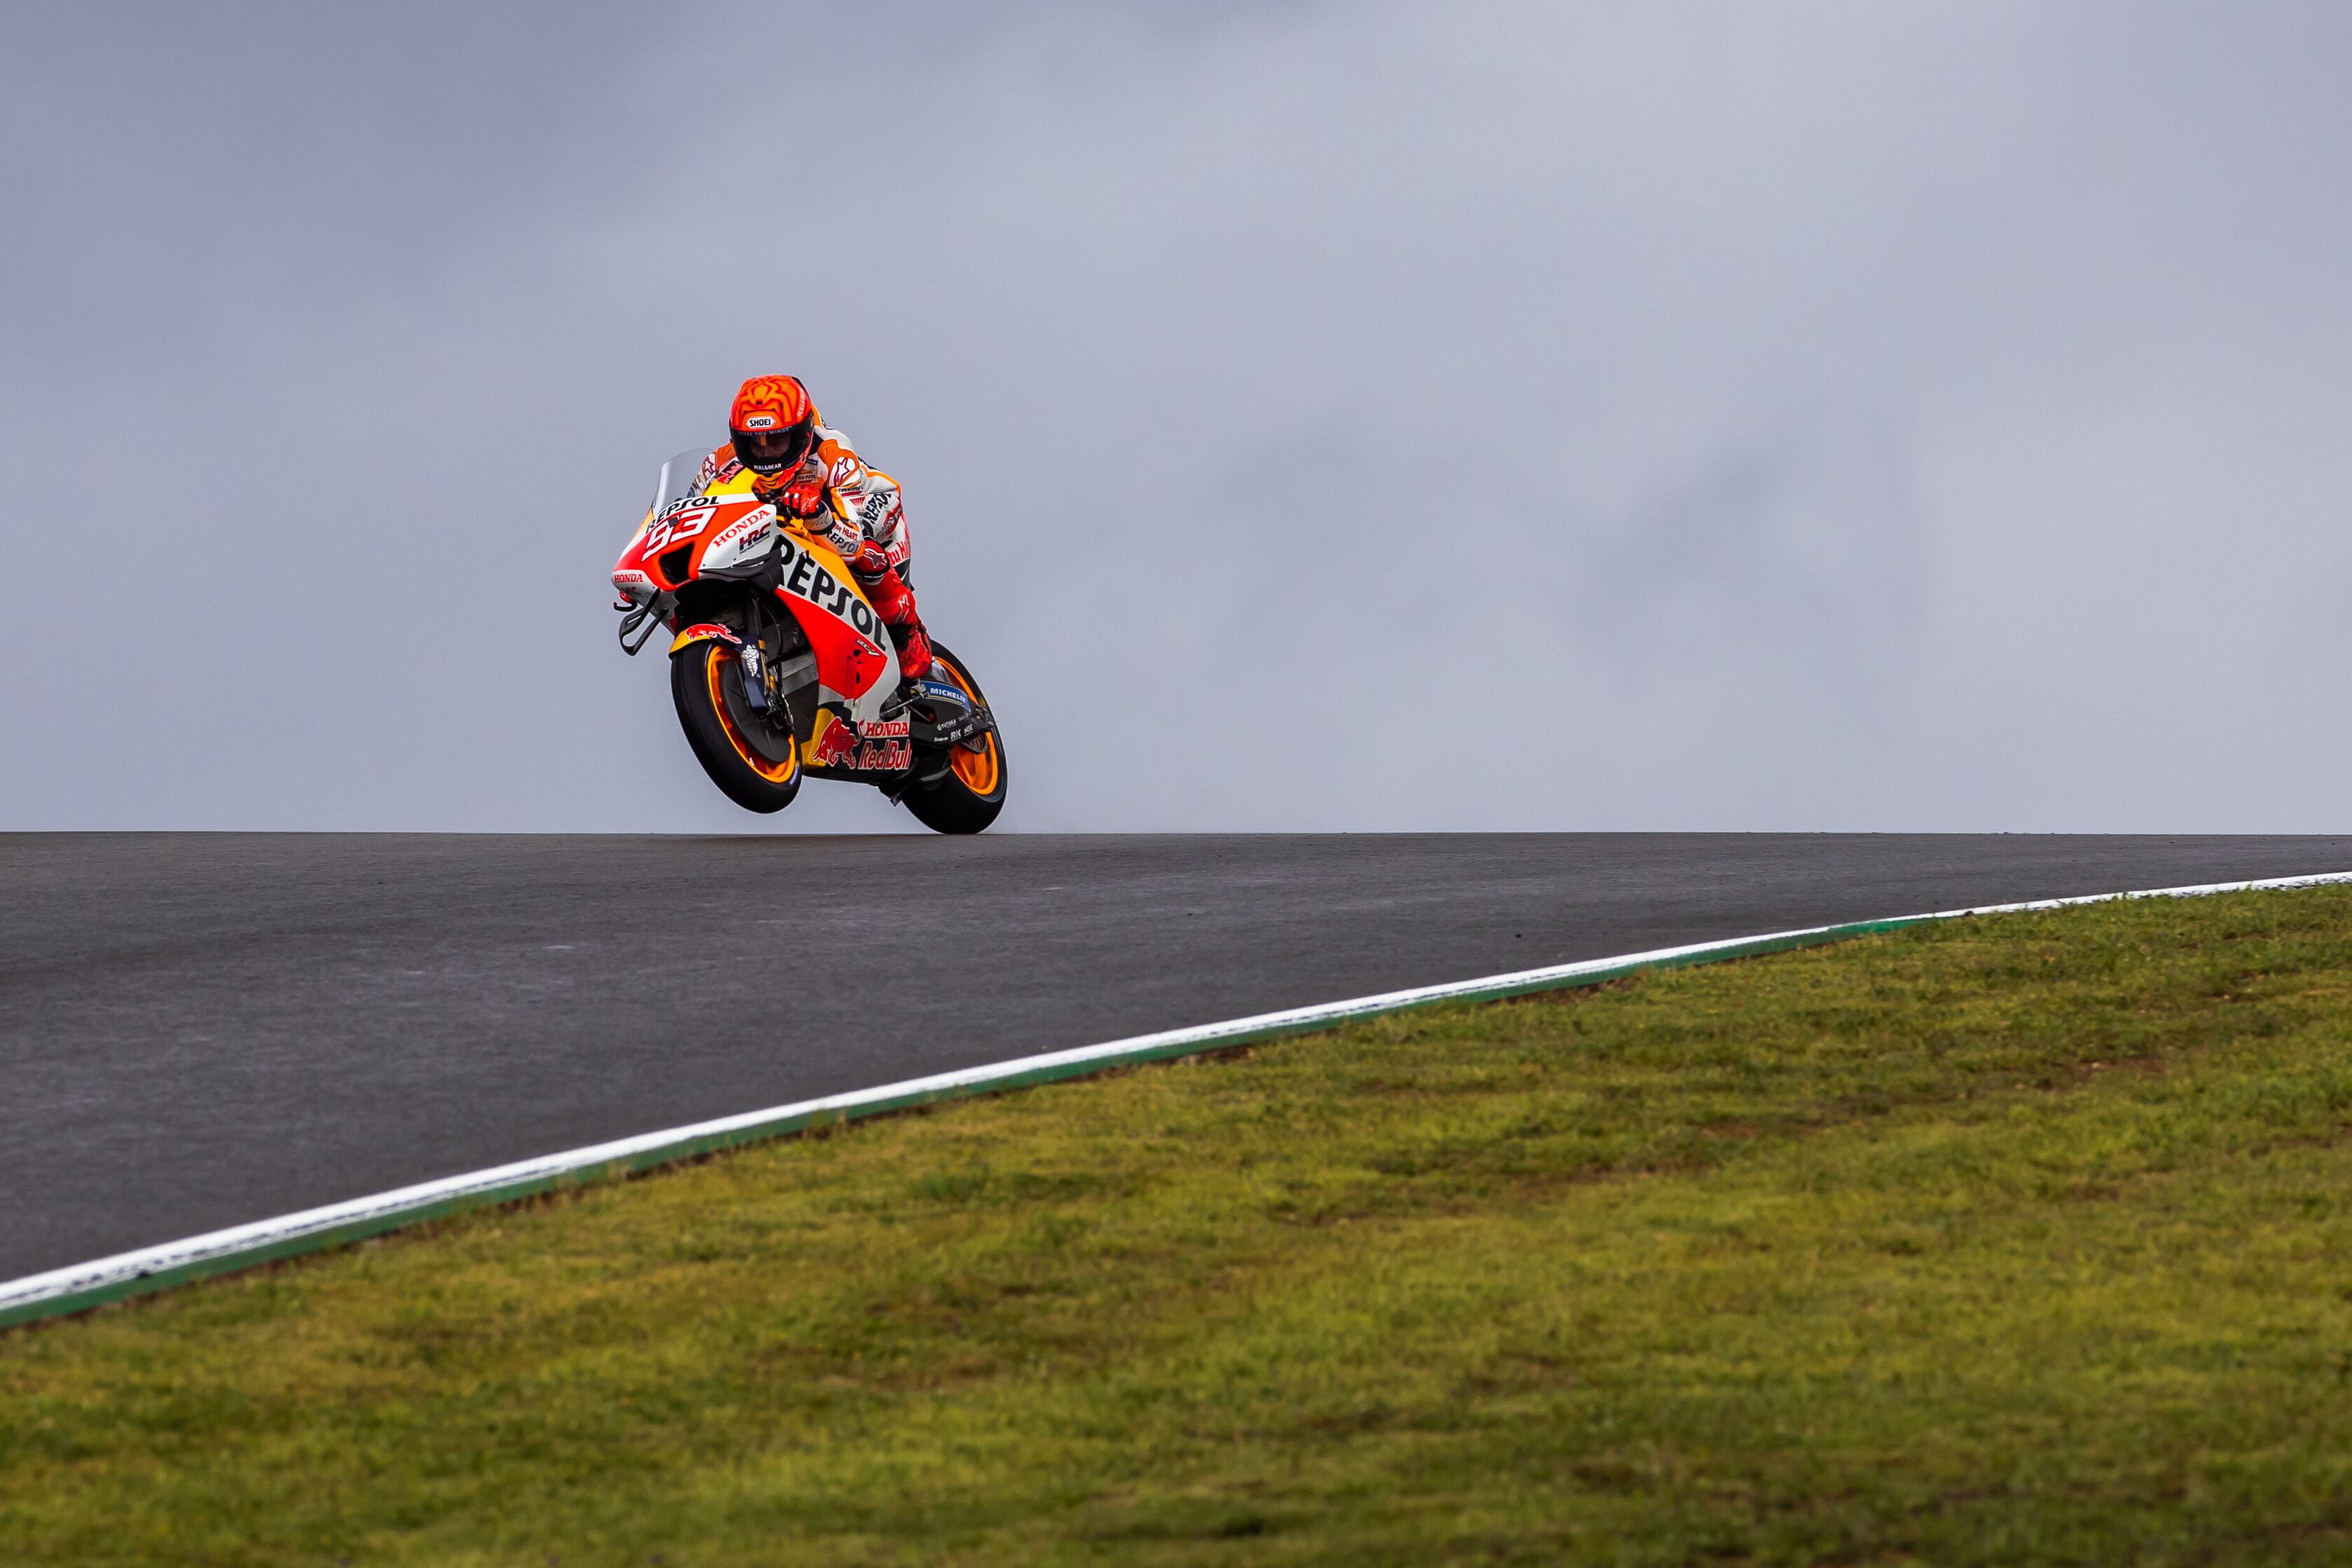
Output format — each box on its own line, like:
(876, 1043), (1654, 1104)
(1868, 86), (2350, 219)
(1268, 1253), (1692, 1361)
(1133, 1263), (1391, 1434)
(10, 889), (2352, 1564)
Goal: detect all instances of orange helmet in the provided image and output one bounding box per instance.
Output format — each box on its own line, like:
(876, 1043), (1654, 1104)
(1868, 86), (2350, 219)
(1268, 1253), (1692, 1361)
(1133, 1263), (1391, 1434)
(727, 375), (817, 476)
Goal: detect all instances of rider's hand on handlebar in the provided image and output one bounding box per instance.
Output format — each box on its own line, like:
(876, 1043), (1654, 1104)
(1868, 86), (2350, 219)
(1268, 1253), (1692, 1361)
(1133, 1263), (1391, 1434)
(754, 474), (829, 520)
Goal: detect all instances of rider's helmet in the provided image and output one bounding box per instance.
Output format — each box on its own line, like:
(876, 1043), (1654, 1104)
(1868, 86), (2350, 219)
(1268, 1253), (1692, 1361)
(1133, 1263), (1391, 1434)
(727, 375), (818, 476)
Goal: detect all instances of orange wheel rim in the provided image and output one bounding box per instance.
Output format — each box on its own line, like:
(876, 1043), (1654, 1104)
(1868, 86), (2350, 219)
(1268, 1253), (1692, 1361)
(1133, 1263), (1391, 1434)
(938, 660), (1002, 795)
(707, 646), (798, 784)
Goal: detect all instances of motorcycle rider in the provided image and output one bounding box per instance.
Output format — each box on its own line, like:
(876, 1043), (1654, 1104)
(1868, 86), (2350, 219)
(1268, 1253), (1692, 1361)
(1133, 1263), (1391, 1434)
(698, 373), (932, 680)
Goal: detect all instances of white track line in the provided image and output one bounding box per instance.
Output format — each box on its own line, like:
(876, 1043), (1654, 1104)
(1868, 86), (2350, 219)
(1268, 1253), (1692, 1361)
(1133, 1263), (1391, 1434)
(6, 868), (2348, 1326)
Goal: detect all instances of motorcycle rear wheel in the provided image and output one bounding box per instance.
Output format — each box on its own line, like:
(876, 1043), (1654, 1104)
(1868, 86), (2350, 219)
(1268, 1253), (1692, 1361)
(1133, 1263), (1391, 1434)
(672, 639), (804, 813)
(900, 644), (1007, 835)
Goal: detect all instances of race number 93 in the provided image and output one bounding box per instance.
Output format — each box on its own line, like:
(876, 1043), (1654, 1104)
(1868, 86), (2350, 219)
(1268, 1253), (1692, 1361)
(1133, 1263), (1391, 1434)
(642, 504), (717, 551)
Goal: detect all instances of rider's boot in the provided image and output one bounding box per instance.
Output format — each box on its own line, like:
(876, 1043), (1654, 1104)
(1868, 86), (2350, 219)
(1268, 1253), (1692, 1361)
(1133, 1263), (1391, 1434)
(890, 618), (934, 682)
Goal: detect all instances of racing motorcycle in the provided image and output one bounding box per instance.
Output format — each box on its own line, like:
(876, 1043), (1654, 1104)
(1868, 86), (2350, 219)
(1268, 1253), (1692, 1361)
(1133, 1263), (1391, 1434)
(611, 450), (1007, 832)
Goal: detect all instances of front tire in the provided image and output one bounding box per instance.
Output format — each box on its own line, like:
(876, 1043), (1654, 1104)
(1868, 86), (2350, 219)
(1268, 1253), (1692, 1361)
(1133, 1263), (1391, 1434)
(901, 644), (1007, 834)
(671, 639), (803, 813)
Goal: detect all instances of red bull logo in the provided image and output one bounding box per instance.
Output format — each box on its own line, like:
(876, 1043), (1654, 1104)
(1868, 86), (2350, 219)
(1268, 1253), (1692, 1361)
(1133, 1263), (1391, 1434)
(806, 714), (910, 773)
(809, 716), (860, 768)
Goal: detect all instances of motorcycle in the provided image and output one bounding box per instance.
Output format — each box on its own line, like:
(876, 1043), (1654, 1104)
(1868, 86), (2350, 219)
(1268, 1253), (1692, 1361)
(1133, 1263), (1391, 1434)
(611, 450), (1007, 833)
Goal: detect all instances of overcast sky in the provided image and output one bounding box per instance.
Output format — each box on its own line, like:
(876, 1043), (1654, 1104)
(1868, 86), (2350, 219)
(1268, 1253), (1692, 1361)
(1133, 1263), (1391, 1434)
(4, 2), (2347, 832)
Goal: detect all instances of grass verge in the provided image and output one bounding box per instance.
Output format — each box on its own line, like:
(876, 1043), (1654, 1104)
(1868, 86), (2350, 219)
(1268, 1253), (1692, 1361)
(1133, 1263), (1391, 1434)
(8, 888), (2352, 1564)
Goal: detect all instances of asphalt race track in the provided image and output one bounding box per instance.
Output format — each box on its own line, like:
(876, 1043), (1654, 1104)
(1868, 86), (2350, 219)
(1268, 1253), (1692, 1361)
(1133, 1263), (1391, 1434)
(8, 833), (2352, 1282)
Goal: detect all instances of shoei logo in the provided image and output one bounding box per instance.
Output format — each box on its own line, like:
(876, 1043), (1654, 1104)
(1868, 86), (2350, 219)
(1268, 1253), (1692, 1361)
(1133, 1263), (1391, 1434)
(740, 413), (778, 429)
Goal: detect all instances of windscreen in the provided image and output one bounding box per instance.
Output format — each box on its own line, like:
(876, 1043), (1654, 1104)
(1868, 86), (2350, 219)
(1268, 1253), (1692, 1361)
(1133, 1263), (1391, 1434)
(649, 447), (712, 515)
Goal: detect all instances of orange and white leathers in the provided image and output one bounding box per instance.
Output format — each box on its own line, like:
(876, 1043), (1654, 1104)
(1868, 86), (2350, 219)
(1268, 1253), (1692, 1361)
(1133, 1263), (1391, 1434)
(693, 427), (912, 583)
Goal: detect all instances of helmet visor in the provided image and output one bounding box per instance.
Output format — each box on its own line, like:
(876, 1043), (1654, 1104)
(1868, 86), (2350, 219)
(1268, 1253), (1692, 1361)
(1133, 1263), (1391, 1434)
(731, 415), (815, 475)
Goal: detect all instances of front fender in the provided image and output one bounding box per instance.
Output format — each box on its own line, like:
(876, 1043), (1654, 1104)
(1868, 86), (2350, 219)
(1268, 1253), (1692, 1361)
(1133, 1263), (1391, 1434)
(668, 622), (744, 655)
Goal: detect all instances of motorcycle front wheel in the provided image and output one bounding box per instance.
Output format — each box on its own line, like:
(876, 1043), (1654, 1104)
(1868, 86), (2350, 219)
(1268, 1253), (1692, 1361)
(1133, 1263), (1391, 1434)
(671, 639), (804, 813)
(900, 644), (1007, 835)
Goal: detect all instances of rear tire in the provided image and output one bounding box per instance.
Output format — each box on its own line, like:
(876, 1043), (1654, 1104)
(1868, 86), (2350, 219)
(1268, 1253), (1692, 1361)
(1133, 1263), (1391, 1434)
(900, 644), (1007, 834)
(671, 639), (803, 813)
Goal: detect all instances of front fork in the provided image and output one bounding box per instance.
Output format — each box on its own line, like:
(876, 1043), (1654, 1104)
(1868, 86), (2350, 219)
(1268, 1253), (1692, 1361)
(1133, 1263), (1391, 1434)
(742, 592), (820, 727)
(737, 636), (769, 713)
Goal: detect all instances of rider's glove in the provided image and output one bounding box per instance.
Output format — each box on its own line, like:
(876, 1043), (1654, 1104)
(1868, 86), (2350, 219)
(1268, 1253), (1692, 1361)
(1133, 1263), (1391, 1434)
(754, 474), (829, 520)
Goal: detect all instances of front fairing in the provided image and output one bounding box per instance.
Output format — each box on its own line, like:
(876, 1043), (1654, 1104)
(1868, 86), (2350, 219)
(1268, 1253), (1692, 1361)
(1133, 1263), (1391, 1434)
(614, 492), (775, 595)
(613, 452), (900, 714)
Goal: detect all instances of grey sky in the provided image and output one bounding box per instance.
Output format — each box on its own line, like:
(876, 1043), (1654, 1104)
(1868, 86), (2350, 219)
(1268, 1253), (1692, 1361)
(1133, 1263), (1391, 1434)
(3, 3), (2346, 831)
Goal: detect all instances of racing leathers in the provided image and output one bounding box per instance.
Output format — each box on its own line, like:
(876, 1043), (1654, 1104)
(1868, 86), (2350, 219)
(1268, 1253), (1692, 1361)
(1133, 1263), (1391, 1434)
(694, 424), (931, 680)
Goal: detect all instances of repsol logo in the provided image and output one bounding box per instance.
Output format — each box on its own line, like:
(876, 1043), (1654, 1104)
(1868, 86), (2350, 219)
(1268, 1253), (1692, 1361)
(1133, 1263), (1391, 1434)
(780, 539), (881, 639)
